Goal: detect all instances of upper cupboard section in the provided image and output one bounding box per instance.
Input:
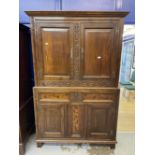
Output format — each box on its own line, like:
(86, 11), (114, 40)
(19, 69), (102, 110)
(29, 12), (127, 87)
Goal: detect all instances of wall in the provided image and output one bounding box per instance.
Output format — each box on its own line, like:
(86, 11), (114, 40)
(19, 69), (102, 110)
(19, 0), (135, 24)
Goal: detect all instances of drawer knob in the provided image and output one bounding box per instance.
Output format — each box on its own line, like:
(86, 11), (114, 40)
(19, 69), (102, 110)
(45, 42), (48, 46)
(97, 56), (102, 59)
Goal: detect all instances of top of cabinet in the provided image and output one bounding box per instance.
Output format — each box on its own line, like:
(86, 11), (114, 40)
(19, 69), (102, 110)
(25, 11), (128, 18)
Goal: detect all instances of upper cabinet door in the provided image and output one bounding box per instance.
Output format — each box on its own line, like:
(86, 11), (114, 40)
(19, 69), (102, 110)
(33, 20), (73, 85)
(80, 20), (123, 86)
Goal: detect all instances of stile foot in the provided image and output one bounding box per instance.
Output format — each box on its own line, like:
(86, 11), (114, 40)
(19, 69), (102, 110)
(37, 142), (44, 148)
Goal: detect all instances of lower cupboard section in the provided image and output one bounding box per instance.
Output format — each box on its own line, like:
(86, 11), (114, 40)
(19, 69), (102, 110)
(33, 87), (120, 146)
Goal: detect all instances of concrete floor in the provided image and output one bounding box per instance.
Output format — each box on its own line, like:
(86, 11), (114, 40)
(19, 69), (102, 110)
(25, 88), (135, 155)
(25, 133), (134, 155)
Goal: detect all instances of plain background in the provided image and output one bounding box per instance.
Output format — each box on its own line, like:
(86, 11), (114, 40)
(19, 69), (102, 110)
(0, 0), (155, 155)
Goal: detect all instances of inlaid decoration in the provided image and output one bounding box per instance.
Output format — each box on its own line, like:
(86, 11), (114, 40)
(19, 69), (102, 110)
(72, 105), (80, 133)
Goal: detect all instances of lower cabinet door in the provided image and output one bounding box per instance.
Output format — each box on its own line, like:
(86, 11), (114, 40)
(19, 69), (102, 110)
(87, 101), (115, 139)
(38, 102), (66, 138)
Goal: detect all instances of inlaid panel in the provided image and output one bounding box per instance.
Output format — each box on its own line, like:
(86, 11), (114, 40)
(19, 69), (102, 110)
(67, 104), (85, 138)
(67, 92), (85, 138)
(42, 28), (70, 77)
(39, 93), (69, 100)
(83, 93), (115, 101)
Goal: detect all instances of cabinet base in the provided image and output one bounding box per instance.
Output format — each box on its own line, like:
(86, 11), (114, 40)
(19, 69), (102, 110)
(37, 142), (44, 148)
(110, 144), (115, 149)
(19, 143), (24, 155)
(36, 139), (116, 149)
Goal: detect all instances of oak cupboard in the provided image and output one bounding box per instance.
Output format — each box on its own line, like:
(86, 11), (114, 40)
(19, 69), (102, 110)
(26, 11), (128, 149)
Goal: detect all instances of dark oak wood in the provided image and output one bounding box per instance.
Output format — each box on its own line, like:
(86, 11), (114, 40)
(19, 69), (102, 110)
(110, 144), (116, 149)
(25, 11), (128, 17)
(26, 11), (127, 149)
(38, 102), (66, 138)
(42, 27), (71, 78)
(37, 142), (44, 148)
(19, 24), (35, 155)
(87, 101), (115, 139)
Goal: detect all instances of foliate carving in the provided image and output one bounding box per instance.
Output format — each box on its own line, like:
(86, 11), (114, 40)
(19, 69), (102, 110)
(72, 106), (80, 133)
(41, 80), (112, 87)
(73, 23), (81, 80)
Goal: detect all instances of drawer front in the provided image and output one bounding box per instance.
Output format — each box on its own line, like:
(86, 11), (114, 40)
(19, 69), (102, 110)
(33, 87), (119, 139)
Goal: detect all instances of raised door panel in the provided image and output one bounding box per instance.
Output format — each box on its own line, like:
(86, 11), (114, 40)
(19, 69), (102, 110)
(84, 29), (112, 78)
(34, 21), (73, 84)
(38, 102), (66, 138)
(87, 101), (115, 139)
(81, 21), (122, 86)
(42, 28), (70, 77)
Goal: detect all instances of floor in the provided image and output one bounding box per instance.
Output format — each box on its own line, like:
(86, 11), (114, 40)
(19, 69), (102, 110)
(25, 88), (135, 155)
(25, 133), (134, 155)
(118, 87), (135, 132)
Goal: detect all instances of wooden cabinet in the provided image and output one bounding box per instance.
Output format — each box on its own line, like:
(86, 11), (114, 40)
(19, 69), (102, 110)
(26, 11), (128, 149)
(19, 24), (35, 155)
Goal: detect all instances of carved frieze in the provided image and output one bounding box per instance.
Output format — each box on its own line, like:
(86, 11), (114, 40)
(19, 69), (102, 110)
(73, 23), (81, 80)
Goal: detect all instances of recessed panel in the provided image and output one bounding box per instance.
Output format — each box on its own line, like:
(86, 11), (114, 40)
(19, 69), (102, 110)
(91, 109), (107, 133)
(42, 28), (70, 76)
(45, 108), (61, 132)
(84, 28), (113, 78)
(87, 102), (115, 139)
(39, 104), (65, 138)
